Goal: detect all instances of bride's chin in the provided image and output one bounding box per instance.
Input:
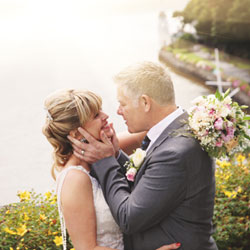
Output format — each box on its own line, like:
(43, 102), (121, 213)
(104, 128), (113, 138)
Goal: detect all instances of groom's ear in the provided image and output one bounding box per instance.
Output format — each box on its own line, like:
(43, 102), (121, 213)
(140, 95), (151, 112)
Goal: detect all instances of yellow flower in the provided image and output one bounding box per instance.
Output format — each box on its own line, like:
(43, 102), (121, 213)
(45, 191), (52, 200)
(18, 191), (31, 201)
(10, 248), (14, 250)
(6, 210), (10, 214)
(53, 236), (63, 246)
(224, 173), (232, 180)
(224, 190), (237, 199)
(237, 186), (243, 193)
(236, 154), (246, 163)
(216, 160), (231, 169)
(4, 227), (16, 235)
(50, 195), (57, 205)
(70, 248), (75, 250)
(40, 214), (46, 221)
(16, 224), (28, 236)
(23, 213), (30, 221)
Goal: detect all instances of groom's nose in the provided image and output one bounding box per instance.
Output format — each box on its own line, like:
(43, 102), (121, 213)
(117, 106), (122, 116)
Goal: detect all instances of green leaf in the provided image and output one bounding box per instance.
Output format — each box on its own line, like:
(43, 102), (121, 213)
(215, 89), (221, 100)
(243, 116), (250, 120)
(223, 88), (231, 98)
(241, 105), (249, 109)
(243, 133), (250, 140)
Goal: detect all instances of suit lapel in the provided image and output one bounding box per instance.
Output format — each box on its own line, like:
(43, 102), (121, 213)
(133, 111), (189, 185)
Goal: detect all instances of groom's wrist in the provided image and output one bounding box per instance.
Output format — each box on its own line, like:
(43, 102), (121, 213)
(115, 149), (121, 159)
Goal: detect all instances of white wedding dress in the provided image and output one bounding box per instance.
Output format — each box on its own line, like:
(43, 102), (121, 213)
(56, 166), (124, 250)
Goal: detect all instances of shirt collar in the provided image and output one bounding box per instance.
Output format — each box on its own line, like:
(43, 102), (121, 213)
(146, 107), (184, 151)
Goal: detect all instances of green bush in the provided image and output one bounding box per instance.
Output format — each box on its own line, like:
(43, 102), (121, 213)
(213, 154), (250, 250)
(0, 190), (74, 250)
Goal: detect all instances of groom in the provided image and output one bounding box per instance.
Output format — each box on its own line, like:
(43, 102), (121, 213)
(70, 62), (218, 250)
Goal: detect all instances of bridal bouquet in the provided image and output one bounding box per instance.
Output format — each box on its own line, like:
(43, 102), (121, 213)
(188, 89), (250, 159)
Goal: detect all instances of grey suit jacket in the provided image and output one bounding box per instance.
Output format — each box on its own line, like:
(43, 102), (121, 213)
(91, 112), (218, 250)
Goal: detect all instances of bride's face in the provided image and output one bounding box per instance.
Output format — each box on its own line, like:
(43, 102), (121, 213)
(83, 110), (113, 140)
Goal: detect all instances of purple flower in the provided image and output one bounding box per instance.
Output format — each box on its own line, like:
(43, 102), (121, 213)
(214, 117), (224, 130)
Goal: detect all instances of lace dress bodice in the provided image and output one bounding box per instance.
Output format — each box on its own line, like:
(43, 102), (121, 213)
(56, 166), (124, 250)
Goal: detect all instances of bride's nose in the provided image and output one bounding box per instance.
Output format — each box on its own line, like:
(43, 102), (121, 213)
(101, 111), (109, 120)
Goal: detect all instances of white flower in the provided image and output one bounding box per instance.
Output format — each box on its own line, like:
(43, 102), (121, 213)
(191, 96), (206, 106)
(132, 148), (146, 167)
(223, 96), (232, 105)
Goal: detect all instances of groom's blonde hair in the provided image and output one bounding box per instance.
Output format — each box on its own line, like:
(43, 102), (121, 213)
(42, 89), (102, 179)
(114, 61), (175, 106)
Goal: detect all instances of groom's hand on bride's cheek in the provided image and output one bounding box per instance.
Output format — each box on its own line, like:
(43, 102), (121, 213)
(67, 128), (116, 164)
(67, 134), (97, 164)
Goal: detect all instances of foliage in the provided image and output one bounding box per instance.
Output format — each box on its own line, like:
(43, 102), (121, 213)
(213, 154), (250, 250)
(173, 0), (250, 57)
(0, 190), (74, 250)
(1, 155), (250, 249)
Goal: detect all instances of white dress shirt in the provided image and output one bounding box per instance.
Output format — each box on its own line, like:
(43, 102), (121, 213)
(146, 107), (184, 152)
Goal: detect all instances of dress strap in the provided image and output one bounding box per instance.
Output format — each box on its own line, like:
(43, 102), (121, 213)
(56, 166), (90, 250)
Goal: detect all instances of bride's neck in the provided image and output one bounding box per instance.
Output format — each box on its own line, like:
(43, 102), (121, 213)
(65, 154), (90, 172)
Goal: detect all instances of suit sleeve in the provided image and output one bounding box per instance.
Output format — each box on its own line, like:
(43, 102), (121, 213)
(91, 147), (187, 234)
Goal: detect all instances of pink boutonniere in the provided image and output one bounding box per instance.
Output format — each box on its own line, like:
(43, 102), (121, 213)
(124, 148), (146, 182)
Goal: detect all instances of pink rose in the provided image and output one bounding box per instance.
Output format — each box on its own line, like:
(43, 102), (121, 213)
(209, 108), (215, 115)
(126, 168), (137, 182)
(216, 140), (223, 147)
(203, 130), (209, 136)
(214, 117), (224, 130)
(221, 126), (235, 143)
(240, 84), (247, 91)
(232, 80), (240, 88)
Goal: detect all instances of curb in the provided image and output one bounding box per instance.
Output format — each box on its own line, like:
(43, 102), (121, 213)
(159, 49), (250, 112)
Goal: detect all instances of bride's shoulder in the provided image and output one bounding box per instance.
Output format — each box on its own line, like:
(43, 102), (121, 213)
(63, 166), (91, 184)
(57, 166), (92, 193)
(59, 166), (93, 205)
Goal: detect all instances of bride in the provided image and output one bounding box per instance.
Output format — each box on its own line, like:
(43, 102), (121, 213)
(42, 89), (180, 250)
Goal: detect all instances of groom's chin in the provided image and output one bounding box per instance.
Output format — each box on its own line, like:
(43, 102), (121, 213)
(127, 127), (136, 134)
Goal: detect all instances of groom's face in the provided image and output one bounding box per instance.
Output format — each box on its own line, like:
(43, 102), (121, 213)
(117, 87), (145, 133)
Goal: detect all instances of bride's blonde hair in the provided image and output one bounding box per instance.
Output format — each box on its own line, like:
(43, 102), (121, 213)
(42, 89), (102, 179)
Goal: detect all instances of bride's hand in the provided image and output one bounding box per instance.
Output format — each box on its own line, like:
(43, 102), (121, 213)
(156, 243), (181, 250)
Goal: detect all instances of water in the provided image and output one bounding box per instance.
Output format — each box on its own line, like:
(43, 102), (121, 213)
(0, 3), (210, 205)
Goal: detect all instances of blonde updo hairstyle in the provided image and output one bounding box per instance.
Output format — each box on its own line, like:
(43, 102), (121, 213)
(42, 89), (102, 179)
